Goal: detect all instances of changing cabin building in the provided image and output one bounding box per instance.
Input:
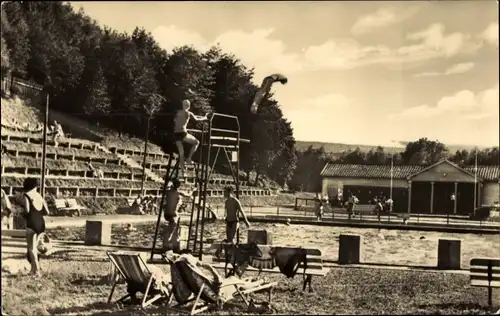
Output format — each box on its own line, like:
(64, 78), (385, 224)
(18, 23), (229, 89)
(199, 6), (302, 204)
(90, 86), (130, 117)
(320, 159), (499, 215)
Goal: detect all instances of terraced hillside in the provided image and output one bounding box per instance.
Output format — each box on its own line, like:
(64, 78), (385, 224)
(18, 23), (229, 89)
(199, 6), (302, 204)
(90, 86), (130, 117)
(1, 94), (274, 214)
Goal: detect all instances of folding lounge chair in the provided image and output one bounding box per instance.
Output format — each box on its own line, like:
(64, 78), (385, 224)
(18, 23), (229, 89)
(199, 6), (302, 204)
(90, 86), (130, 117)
(169, 254), (277, 315)
(106, 252), (171, 308)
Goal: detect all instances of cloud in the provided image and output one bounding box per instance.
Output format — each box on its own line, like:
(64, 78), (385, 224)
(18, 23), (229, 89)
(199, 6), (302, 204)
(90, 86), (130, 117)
(413, 62), (475, 77)
(386, 83), (499, 146)
(351, 7), (418, 35)
(480, 22), (498, 47)
(402, 23), (478, 57)
(151, 26), (303, 81)
(152, 22), (483, 77)
(151, 25), (207, 52)
(304, 23), (481, 71)
(389, 83), (499, 120)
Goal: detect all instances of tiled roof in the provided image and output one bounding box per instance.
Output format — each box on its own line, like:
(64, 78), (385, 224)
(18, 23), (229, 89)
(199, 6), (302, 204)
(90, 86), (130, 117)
(321, 163), (499, 181)
(463, 166), (500, 182)
(320, 164), (424, 179)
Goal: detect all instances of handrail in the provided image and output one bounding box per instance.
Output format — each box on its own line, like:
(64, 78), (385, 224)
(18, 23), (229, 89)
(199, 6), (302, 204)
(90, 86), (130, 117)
(210, 136), (250, 143)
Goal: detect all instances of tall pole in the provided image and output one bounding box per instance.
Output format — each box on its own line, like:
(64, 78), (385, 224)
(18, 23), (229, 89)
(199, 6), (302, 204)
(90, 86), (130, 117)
(390, 154), (394, 201)
(473, 151), (478, 216)
(40, 92), (49, 197)
(389, 142), (395, 213)
(140, 116), (151, 196)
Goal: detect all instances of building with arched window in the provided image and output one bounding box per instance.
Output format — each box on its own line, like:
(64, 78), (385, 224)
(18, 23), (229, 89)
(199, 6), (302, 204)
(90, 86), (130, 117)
(320, 159), (499, 215)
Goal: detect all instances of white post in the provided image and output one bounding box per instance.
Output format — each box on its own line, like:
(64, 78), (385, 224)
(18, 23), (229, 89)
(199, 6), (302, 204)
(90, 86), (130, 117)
(473, 152), (478, 214)
(390, 153), (394, 212)
(389, 141), (396, 213)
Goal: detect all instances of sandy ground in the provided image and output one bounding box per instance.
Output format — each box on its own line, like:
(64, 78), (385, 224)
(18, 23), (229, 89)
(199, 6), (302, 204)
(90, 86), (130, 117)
(42, 221), (500, 269)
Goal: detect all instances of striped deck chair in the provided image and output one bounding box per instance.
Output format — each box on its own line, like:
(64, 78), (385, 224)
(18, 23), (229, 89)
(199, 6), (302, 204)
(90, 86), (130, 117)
(106, 252), (171, 308)
(169, 253), (277, 315)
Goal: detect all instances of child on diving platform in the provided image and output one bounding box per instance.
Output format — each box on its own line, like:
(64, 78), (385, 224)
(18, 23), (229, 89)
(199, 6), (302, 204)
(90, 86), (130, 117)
(173, 100), (209, 178)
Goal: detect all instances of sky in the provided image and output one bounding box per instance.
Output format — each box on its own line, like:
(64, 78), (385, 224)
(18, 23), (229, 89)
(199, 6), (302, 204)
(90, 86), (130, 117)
(73, 1), (499, 148)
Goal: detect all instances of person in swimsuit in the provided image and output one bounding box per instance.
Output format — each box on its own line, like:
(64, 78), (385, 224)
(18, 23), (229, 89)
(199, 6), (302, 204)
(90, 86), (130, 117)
(1, 188), (12, 229)
(315, 199), (324, 221)
(173, 99), (209, 177)
(22, 177), (49, 276)
(224, 186), (251, 244)
(163, 179), (189, 252)
(52, 120), (64, 147)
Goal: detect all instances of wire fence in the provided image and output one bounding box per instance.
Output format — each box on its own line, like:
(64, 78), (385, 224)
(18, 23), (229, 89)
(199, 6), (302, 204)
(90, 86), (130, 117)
(237, 202), (500, 229)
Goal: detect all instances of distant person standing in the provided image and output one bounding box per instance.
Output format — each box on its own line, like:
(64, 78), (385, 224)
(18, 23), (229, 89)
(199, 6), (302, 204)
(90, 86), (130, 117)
(373, 198), (384, 221)
(52, 120), (64, 147)
(385, 198), (394, 213)
(450, 193), (456, 214)
(224, 186), (251, 244)
(173, 100), (209, 178)
(315, 199), (324, 221)
(346, 193), (357, 220)
(337, 190), (343, 207)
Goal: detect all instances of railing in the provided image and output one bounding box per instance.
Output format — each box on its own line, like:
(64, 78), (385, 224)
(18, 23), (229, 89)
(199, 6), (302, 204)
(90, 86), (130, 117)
(241, 204), (500, 228)
(1, 76), (44, 100)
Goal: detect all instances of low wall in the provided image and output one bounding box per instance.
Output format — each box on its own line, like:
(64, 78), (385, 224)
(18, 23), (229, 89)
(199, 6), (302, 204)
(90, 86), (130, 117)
(247, 216), (500, 235)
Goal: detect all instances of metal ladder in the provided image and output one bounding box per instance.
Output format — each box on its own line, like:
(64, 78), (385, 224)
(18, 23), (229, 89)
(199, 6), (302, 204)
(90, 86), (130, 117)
(149, 153), (181, 261)
(186, 124), (209, 259)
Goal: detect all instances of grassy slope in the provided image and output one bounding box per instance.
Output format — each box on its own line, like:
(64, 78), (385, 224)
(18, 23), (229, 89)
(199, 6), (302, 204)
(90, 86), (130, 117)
(1, 96), (164, 154)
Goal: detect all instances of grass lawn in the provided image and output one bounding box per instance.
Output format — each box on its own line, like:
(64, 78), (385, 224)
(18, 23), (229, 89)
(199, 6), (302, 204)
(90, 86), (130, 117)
(2, 250), (499, 315)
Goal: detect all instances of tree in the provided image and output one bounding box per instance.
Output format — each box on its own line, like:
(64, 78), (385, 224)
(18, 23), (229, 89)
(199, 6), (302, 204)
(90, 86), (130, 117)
(401, 138), (449, 165)
(0, 35), (10, 78)
(1, 2), (30, 75)
(337, 147), (367, 164)
(81, 62), (111, 122)
(452, 147), (500, 166)
(249, 101), (294, 185)
(450, 149), (471, 166)
(163, 46), (215, 115)
(1, 2), (301, 187)
(268, 120), (297, 187)
(365, 146), (388, 164)
(131, 27), (169, 98)
(290, 146), (332, 192)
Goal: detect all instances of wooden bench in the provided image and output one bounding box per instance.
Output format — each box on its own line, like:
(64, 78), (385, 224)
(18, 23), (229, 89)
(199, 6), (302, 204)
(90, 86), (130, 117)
(470, 258), (500, 306)
(54, 198), (86, 217)
(2, 229), (28, 254)
(2, 229), (26, 238)
(210, 242), (330, 292)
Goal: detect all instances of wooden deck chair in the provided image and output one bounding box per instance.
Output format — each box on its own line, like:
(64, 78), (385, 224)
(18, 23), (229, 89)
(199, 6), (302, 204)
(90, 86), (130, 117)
(106, 252), (171, 308)
(172, 258), (277, 315)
